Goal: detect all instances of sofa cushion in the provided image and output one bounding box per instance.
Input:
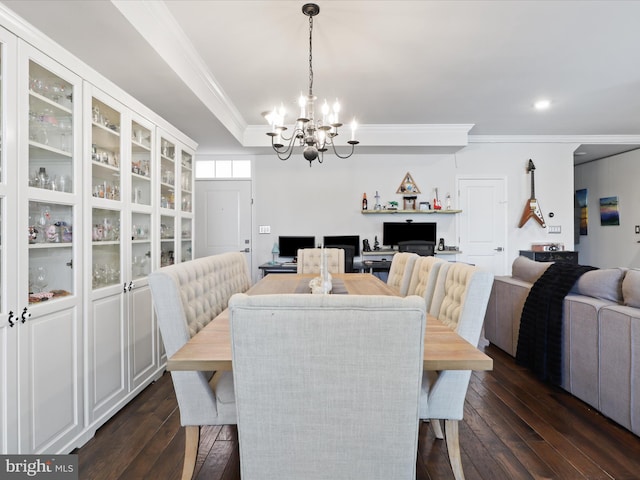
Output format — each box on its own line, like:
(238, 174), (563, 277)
(571, 268), (625, 303)
(511, 256), (553, 284)
(622, 269), (640, 307)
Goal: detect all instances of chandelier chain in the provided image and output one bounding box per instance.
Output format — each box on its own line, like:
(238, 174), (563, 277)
(308, 15), (314, 96)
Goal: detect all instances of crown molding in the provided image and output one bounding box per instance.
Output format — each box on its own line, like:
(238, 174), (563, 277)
(111, 0), (246, 142)
(469, 134), (640, 144)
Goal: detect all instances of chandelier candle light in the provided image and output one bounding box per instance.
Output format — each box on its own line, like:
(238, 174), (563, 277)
(265, 3), (359, 166)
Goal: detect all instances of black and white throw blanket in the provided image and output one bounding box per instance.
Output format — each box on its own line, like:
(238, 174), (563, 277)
(515, 262), (597, 385)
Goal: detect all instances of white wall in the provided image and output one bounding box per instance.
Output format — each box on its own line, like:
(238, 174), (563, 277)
(574, 149), (640, 268)
(252, 142), (577, 277)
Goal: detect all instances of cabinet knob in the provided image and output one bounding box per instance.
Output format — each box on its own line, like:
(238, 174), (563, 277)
(8, 311), (14, 327)
(21, 307), (30, 324)
(128, 281), (134, 291)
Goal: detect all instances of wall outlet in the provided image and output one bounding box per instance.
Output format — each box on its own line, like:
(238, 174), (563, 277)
(548, 225), (561, 234)
(259, 225), (271, 234)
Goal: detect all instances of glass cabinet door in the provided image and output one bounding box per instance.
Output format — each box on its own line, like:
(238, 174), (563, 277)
(180, 151), (192, 213)
(131, 121), (152, 207)
(180, 217), (192, 263)
(26, 57), (79, 305)
(91, 207), (121, 289)
(28, 61), (74, 193)
(131, 212), (151, 279)
(159, 137), (175, 210)
(160, 214), (175, 267)
(90, 98), (121, 201)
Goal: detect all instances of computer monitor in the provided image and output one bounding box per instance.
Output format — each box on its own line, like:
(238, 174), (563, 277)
(322, 235), (360, 256)
(278, 235), (316, 258)
(382, 222), (437, 248)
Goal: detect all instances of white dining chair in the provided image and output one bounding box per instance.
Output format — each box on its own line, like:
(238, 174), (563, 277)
(229, 293), (427, 480)
(422, 261), (494, 480)
(406, 256), (446, 311)
(296, 247), (345, 274)
(386, 251), (419, 296)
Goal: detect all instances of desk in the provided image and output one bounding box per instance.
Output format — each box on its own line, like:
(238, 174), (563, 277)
(258, 262), (297, 276)
(167, 273), (493, 372)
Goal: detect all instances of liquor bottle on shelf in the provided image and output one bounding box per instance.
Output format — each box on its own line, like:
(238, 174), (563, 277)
(362, 193), (368, 210)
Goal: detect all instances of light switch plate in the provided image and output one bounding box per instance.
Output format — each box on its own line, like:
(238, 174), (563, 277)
(548, 225), (561, 234)
(259, 225), (271, 234)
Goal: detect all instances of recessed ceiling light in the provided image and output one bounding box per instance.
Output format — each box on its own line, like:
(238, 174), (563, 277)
(534, 99), (551, 110)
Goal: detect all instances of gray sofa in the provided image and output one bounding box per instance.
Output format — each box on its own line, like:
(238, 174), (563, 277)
(484, 256), (640, 436)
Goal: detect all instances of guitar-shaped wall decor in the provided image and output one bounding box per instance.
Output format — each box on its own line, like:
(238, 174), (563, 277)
(518, 159), (546, 228)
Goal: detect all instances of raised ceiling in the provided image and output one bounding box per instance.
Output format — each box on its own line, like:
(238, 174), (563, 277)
(2, 0), (639, 160)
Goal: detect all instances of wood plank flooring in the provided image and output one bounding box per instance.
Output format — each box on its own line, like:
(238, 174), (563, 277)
(74, 344), (640, 479)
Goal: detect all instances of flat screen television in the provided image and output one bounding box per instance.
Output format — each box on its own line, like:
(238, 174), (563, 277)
(278, 235), (315, 258)
(382, 222), (437, 247)
(322, 235), (360, 256)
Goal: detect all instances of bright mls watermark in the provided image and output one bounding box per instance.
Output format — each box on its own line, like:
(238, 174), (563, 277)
(0, 455), (77, 479)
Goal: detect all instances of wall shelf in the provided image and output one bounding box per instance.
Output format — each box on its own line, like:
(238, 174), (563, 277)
(361, 209), (462, 214)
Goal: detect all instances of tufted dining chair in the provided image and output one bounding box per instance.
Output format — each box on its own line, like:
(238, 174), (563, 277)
(228, 293), (427, 480)
(406, 256), (446, 311)
(148, 253), (251, 480)
(296, 248), (345, 274)
(386, 251), (419, 296)
(422, 261), (494, 480)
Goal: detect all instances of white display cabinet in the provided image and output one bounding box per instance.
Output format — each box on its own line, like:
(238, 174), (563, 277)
(0, 10), (195, 455)
(84, 86), (159, 429)
(18, 43), (84, 455)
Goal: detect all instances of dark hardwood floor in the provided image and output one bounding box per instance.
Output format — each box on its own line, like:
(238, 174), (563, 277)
(75, 344), (640, 479)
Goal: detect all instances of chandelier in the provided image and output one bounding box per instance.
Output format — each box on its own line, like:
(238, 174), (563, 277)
(265, 3), (359, 166)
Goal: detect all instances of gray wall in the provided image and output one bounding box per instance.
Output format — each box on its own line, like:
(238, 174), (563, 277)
(574, 149), (640, 268)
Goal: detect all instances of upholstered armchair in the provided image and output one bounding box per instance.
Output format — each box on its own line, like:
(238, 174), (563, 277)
(296, 247), (345, 274)
(407, 256), (446, 311)
(422, 262), (494, 480)
(386, 251), (419, 296)
(228, 293), (427, 480)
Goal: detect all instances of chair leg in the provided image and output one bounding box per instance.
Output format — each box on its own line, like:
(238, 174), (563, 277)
(444, 419), (465, 480)
(182, 426), (200, 480)
(431, 419), (444, 439)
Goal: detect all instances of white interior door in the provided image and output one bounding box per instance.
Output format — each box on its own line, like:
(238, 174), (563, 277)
(194, 180), (252, 270)
(457, 177), (508, 275)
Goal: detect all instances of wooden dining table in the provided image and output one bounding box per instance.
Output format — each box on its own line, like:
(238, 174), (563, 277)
(167, 273), (493, 372)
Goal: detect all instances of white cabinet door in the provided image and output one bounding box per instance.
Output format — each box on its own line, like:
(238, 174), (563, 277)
(18, 42), (84, 454)
(86, 290), (127, 423)
(0, 25), (18, 454)
(128, 283), (156, 390)
(18, 306), (83, 453)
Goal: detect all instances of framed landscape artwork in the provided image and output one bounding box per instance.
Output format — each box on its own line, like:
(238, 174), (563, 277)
(599, 196), (620, 226)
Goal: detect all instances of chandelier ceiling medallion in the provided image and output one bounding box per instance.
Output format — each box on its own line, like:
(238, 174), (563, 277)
(265, 3), (359, 166)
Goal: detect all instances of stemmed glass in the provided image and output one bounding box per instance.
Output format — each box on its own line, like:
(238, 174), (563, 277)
(33, 266), (48, 293)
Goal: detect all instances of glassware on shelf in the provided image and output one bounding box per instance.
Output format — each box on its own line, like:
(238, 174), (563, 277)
(33, 266), (48, 293)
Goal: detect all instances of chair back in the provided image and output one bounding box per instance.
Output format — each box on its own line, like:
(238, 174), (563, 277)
(421, 262), (493, 421)
(296, 248), (345, 274)
(148, 252), (250, 426)
(398, 240), (436, 257)
(387, 252), (419, 296)
(325, 244), (355, 272)
(407, 256), (446, 310)
(429, 262), (493, 344)
(229, 293), (427, 480)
